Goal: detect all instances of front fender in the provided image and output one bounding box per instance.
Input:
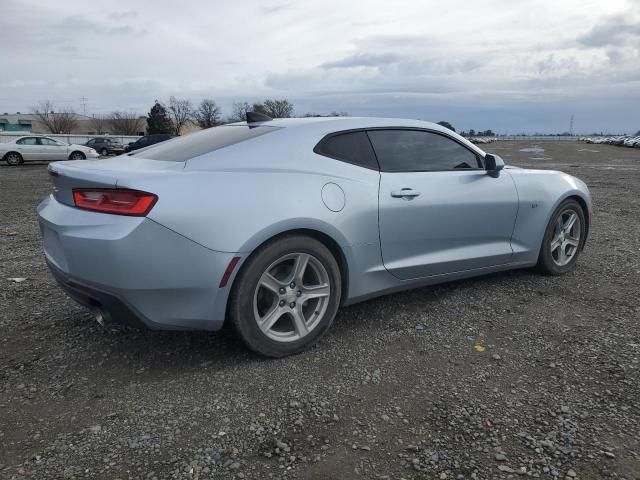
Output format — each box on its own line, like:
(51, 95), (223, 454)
(509, 170), (592, 264)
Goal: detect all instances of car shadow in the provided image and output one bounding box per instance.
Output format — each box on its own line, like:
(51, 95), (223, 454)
(64, 266), (545, 373)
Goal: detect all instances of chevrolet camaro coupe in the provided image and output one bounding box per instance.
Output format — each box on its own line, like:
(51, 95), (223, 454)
(38, 114), (591, 357)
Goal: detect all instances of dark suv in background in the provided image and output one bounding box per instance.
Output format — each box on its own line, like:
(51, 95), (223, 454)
(124, 134), (175, 153)
(85, 137), (125, 156)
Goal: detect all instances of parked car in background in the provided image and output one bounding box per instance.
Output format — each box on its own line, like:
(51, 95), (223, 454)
(583, 135), (640, 148)
(124, 134), (175, 152)
(1, 136), (99, 165)
(38, 115), (592, 357)
(85, 137), (125, 156)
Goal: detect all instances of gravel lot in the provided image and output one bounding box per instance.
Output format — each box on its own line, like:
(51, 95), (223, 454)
(1, 141), (639, 480)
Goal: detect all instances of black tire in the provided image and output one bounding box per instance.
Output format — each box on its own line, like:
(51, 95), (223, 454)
(69, 151), (86, 160)
(536, 199), (586, 275)
(4, 152), (24, 166)
(100, 148), (109, 156)
(229, 234), (342, 357)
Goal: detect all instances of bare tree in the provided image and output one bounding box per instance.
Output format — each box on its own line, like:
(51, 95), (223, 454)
(89, 114), (109, 134)
(193, 99), (221, 129)
(228, 101), (251, 122)
(167, 96), (193, 135)
(32, 100), (78, 134)
(108, 111), (144, 136)
(253, 99), (294, 118)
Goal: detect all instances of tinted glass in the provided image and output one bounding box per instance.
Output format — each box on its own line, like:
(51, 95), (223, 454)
(17, 137), (37, 145)
(367, 130), (480, 172)
(135, 126), (281, 161)
(41, 138), (60, 145)
(315, 131), (378, 170)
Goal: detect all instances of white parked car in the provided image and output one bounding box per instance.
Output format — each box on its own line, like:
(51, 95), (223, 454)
(0, 136), (99, 166)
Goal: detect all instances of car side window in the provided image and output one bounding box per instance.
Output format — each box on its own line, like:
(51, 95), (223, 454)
(41, 138), (59, 145)
(87, 139), (95, 146)
(314, 131), (379, 170)
(17, 137), (38, 145)
(367, 129), (481, 172)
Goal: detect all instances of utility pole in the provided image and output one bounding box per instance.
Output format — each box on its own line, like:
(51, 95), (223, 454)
(569, 114), (574, 136)
(80, 97), (88, 116)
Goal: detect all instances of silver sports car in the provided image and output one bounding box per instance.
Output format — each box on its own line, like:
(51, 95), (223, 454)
(38, 115), (591, 357)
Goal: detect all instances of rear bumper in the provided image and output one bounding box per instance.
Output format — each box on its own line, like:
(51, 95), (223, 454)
(37, 195), (240, 331)
(47, 259), (150, 329)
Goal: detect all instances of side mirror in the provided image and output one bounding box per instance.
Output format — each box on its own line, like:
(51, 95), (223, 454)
(484, 153), (505, 178)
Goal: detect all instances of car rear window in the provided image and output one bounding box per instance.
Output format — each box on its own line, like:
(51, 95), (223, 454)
(133, 126), (281, 161)
(314, 131), (379, 170)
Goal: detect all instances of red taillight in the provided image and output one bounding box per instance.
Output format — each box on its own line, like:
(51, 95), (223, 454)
(72, 189), (158, 216)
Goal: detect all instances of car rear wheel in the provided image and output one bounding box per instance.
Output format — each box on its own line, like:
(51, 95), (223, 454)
(100, 148), (109, 156)
(69, 151), (86, 160)
(229, 234), (342, 357)
(4, 152), (24, 166)
(536, 199), (586, 275)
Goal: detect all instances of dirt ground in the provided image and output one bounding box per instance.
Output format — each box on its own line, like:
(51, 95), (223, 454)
(1, 141), (639, 480)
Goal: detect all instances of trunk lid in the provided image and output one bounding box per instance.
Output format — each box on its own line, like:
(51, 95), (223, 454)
(48, 157), (184, 207)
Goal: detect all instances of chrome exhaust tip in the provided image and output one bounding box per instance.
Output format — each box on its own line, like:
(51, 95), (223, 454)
(92, 307), (106, 328)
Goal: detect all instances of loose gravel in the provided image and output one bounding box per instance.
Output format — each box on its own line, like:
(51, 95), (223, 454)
(1, 141), (639, 479)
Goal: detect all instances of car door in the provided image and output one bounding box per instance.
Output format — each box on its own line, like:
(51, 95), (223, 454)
(15, 137), (42, 160)
(40, 137), (69, 160)
(371, 128), (518, 280)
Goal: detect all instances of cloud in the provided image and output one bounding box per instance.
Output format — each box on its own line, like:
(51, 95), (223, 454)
(260, 3), (292, 15)
(578, 14), (640, 47)
(0, 0), (638, 133)
(60, 15), (148, 37)
(108, 10), (138, 21)
(320, 53), (402, 69)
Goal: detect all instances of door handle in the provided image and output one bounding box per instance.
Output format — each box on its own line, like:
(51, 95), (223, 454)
(391, 188), (421, 199)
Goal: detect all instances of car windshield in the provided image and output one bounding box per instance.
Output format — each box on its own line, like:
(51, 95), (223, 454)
(132, 125), (281, 161)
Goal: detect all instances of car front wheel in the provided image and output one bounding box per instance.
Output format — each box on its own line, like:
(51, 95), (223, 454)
(229, 234), (342, 357)
(537, 199), (586, 275)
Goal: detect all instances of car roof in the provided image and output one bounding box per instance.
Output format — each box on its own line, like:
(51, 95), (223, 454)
(224, 116), (484, 155)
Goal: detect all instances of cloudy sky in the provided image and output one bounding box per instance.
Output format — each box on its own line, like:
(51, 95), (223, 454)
(1, 0), (638, 133)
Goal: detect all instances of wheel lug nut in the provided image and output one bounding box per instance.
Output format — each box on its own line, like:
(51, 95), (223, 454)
(290, 282), (295, 288)
(279, 300), (285, 307)
(296, 290), (302, 297)
(279, 287), (286, 294)
(290, 302), (296, 308)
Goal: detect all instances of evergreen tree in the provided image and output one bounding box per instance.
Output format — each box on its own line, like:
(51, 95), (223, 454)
(437, 121), (455, 132)
(146, 100), (172, 134)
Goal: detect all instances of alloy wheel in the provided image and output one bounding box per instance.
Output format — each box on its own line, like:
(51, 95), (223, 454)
(253, 252), (331, 343)
(6, 153), (21, 165)
(550, 208), (581, 266)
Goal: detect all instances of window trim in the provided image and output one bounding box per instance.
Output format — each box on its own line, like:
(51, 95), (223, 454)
(314, 127), (484, 173)
(365, 127), (484, 173)
(313, 129), (381, 171)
